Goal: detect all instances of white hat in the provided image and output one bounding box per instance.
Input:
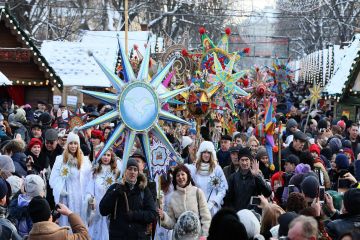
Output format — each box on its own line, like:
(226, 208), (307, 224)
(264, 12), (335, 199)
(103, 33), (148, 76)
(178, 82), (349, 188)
(237, 209), (261, 239)
(196, 141), (217, 161)
(67, 131), (80, 145)
(181, 136), (193, 149)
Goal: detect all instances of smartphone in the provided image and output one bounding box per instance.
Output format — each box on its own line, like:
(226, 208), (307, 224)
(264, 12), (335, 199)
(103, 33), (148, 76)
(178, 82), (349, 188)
(288, 184), (295, 195)
(250, 196), (261, 206)
(319, 186), (325, 203)
(338, 178), (351, 189)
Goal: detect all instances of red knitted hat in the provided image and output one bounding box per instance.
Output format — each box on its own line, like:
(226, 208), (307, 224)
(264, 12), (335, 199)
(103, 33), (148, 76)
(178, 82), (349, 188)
(28, 138), (42, 150)
(309, 144), (320, 156)
(91, 129), (104, 142)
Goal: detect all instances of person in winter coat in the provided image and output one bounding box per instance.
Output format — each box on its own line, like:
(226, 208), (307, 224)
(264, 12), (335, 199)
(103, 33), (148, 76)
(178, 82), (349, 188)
(326, 188), (360, 240)
(27, 196), (90, 240)
(309, 144), (331, 189)
(49, 132), (92, 227)
(223, 146), (241, 182)
(42, 129), (64, 169)
(8, 174), (46, 237)
(25, 138), (49, 175)
(186, 141), (228, 216)
(85, 149), (120, 240)
(281, 131), (308, 161)
(99, 158), (157, 240)
(158, 164), (211, 237)
(3, 138), (28, 177)
(225, 147), (272, 211)
(0, 177), (22, 240)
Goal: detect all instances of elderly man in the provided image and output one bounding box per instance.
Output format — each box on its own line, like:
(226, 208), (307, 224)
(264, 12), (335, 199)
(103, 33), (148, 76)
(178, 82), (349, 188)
(288, 215), (318, 240)
(100, 158), (157, 240)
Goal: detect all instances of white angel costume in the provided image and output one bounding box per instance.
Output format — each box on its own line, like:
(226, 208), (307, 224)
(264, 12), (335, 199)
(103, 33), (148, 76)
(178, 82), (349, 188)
(85, 161), (121, 240)
(49, 154), (92, 227)
(187, 164), (228, 216)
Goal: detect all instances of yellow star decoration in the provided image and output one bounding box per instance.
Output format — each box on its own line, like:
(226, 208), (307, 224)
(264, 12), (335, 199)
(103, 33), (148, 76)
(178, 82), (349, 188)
(105, 177), (113, 186)
(61, 167), (69, 177)
(308, 83), (322, 108)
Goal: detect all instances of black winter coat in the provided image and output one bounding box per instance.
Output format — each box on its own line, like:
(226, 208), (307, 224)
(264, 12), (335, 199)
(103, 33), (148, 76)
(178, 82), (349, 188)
(225, 170), (272, 211)
(99, 174), (157, 240)
(326, 214), (360, 240)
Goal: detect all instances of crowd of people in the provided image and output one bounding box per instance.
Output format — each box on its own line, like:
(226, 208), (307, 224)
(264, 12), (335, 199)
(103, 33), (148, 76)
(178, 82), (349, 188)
(0, 98), (360, 240)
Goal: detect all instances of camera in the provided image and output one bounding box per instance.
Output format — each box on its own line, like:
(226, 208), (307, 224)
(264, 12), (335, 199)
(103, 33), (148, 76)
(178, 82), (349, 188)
(51, 204), (61, 222)
(250, 196), (261, 206)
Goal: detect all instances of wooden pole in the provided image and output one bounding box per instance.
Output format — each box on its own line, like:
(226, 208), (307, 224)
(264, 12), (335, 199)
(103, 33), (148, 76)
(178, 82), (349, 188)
(125, 0), (129, 55)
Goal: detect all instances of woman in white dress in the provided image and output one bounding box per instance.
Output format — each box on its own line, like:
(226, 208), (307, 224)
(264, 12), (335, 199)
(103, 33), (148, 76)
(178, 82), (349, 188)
(186, 141), (228, 216)
(49, 132), (92, 227)
(85, 149), (120, 240)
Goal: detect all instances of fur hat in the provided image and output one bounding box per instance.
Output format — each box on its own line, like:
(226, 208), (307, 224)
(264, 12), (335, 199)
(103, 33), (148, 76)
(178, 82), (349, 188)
(300, 176), (319, 199)
(335, 153), (349, 170)
(66, 132), (80, 145)
(28, 138), (42, 150)
(28, 196), (51, 223)
(286, 118), (298, 130)
(173, 211), (201, 240)
(24, 174), (45, 197)
(181, 136), (193, 149)
(196, 141), (217, 161)
(13, 108), (27, 123)
(237, 209), (260, 239)
(0, 155), (15, 173)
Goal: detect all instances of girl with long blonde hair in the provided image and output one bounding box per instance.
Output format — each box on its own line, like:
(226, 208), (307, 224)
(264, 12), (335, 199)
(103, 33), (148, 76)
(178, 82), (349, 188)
(49, 132), (92, 227)
(186, 141), (228, 216)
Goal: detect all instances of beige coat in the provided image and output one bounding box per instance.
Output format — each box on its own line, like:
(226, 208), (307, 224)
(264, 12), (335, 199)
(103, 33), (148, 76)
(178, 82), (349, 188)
(161, 183), (211, 236)
(27, 213), (90, 240)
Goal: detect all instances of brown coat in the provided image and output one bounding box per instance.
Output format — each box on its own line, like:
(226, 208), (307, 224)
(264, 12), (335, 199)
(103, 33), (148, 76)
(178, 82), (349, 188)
(27, 213), (90, 240)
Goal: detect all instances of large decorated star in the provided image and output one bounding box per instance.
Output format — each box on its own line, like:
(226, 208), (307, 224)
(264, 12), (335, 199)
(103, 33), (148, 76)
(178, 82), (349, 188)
(75, 43), (190, 178)
(207, 52), (248, 113)
(308, 82), (322, 108)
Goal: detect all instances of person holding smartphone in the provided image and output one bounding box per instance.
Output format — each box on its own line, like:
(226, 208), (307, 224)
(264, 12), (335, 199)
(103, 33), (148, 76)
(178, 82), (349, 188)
(225, 147), (272, 211)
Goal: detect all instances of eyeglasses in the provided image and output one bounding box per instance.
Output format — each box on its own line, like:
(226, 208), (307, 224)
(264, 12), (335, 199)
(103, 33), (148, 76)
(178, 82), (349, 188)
(45, 140), (55, 145)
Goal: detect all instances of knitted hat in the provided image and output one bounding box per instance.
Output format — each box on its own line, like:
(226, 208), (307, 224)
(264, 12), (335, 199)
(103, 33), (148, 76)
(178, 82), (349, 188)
(13, 108), (26, 123)
(328, 138), (342, 154)
(6, 175), (23, 197)
(28, 138), (42, 150)
(38, 112), (52, 126)
(221, 135), (232, 141)
(0, 177), (10, 200)
(196, 141), (217, 161)
(300, 176), (319, 199)
(337, 120), (346, 129)
(318, 119), (328, 131)
(238, 147), (253, 160)
(24, 174), (45, 197)
(45, 129), (58, 141)
(0, 155), (15, 173)
(343, 188), (360, 215)
(28, 196), (51, 223)
(173, 211), (201, 240)
(342, 139), (352, 149)
(286, 118), (298, 129)
(343, 148), (355, 162)
(278, 212), (299, 237)
(66, 132), (80, 145)
(126, 158), (139, 170)
(335, 153), (349, 170)
(295, 163), (311, 174)
(320, 147), (333, 161)
(309, 144), (320, 156)
(131, 149), (146, 162)
(255, 147), (268, 160)
(286, 154), (300, 165)
(181, 136), (193, 149)
(237, 209), (261, 239)
(91, 129), (104, 142)
(208, 208), (248, 240)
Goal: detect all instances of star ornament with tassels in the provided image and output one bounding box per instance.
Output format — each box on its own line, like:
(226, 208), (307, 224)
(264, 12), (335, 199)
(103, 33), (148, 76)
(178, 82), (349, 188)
(308, 83), (323, 108)
(74, 42), (190, 179)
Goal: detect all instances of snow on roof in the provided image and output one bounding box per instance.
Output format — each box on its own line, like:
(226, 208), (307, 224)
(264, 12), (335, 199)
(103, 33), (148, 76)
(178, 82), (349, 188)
(324, 34), (360, 95)
(40, 31), (162, 87)
(0, 71), (12, 85)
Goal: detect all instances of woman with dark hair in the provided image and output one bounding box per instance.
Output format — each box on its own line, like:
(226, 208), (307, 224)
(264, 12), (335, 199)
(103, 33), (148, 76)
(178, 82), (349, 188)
(85, 149), (121, 240)
(157, 164), (211, 238)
